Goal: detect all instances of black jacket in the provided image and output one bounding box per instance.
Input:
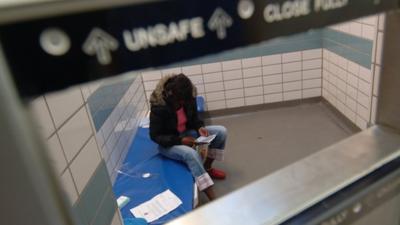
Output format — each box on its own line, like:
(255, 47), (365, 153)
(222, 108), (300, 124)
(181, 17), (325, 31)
(149, 75), (204, 147)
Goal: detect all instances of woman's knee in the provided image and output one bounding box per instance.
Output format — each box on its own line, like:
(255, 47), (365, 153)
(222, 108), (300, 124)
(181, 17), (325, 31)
(183, 148), (202, 162)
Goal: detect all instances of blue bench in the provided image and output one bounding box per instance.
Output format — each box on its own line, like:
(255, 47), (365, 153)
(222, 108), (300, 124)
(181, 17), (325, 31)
(112, 96), (205, 224)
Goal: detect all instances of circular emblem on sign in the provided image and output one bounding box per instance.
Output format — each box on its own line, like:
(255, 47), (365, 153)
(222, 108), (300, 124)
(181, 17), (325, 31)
(40, 28), (71, 56)
(238, 0), (255, 19)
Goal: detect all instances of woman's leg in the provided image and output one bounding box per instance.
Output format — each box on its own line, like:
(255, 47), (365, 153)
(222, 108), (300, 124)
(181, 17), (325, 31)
(204, 125), (227, 169)
(158, 145), (215, 200)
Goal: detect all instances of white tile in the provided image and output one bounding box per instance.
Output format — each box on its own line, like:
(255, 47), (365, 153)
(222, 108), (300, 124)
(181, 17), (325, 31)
(347, 61), (360, 76)
(303, 88), (321, 98)
(29, 96), (55, 138)
(141, 70), (162, 81)
(243, 67), (262, 78)
(346, 85), (358, 100)
(328, 52), (339, 65)
(226, 98), (245, 108)
(284, 91), (302, 101)
(340, 22), (351, 34)
(336, 100), (347, 115)
(283, 71), (301, 82)
(357, 92), (371, 108)
(358, 79), (372, 96)
(205, 82), (224, 92)
(328, 82), (337, 96)
(357, 104), (370, 121)
(263, 74), (282, 85)
(282, 52), (301, 63)
(203, 72), (223, 83)
(362, 15), (378, 26)
(223, 69), (242, 80)
(371, 96), (378, 124)
(347, 73), (358, 88)
(143, 80), (158, 91)
(302, 49), (322, 60)
(222, 59), (242, 71)
(95, 129), (105, 148)
(362, 24), (375, 40)
(359, 66), (373, 83)
(46, 87), (84, 129)
(283, 62), (301, 73)
(202, 62), (222, 73)
(196, 84), (205, 94)
(337, 56), (347, 69)
(337, 90), (346, 103)
(376, 32), (384, 65)
(337, 78), (347, 92)
(224, 79), (243, 90)
(70, 137), (101, 193)
(264, 84), (283, 94)
(356, 116), (368, 130)
(263, 64), (282, 75)
(337, 67), (347, 82)
(378, 14), (386, 31)
(245, 96), (264, 105)
(346, 97), (357, 112)
(182, 65), (202, 75)
(244, 77), (262, 87)
(303, 59), (322, 70)
(46, 135), (67, 175)
(58, 107), (93, 162)
(265, 93), (283, 103)
(225, 89), (244, 99)
(80, 86), (91, 102)
(206, 91), (225, 101)
(262, 54), (281, 65)
(60, 170), (78, 205)
(162, 67), (181, 76)
(283, 81), (301, 92)
(242, 57), (262, 68)
(328, 62), (339, 75)
(244, 86), (263, 97)
(302, 69), (321, 80)
(111, 211), (123, 225)
(189, 74), (203, 85)
(345, 107), (357, 123)
(373, 65), (381, 96)
(303, 79), (322, 89)
(350, 22), (362, 37)
(206, 100), (226, 110)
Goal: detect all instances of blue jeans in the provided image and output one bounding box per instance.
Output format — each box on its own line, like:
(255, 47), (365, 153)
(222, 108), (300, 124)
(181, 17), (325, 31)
(158, 125), (227, 191)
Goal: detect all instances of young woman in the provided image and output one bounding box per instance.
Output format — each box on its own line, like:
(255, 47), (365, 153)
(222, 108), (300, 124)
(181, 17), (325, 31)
(149, 73), (227, 200)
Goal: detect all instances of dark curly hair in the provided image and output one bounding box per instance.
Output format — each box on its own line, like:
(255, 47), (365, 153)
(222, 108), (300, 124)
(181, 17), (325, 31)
(164, 74), (194, 105)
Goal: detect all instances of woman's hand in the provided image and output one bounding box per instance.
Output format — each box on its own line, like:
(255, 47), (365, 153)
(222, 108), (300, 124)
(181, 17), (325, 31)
(198, 127), (209, 137)
(181, 136), (195, 147)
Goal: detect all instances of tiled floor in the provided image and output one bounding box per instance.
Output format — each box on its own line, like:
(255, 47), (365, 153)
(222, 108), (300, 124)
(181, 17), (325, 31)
(200, 100), (359, 202)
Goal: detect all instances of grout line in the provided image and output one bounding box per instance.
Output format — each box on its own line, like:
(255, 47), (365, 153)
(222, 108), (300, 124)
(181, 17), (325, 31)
(61, 134), (95, 175)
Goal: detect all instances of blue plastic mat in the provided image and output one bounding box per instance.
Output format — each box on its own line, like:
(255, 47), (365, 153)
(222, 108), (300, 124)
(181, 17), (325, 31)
(113, 127), (194, 225)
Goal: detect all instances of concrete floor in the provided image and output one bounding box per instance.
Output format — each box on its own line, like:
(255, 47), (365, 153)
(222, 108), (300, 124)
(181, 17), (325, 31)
(201, 100), (359, 201)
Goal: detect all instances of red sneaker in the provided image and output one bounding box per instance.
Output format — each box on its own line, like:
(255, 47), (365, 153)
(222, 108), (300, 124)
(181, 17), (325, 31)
(207, 168), (226, 180)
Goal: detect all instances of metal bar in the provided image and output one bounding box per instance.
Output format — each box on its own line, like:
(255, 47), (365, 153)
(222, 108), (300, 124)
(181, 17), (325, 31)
(0, 42), (74, 225)
(167, 125), (400, 225)
(0, 0), (164, 25)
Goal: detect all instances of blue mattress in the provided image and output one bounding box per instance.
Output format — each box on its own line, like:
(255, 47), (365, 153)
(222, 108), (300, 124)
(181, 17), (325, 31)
(113, 127), (194, 225)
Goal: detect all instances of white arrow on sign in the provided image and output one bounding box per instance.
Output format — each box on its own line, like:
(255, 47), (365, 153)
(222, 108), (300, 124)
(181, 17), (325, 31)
(207, 7), (233, 40)
(82, 28), (119, 65)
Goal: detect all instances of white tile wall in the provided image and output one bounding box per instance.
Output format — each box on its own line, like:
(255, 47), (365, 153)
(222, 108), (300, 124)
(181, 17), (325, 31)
(29, 96), (55, 138)
(60, 169), (79, 204)
(46, 87), (84, 129)
(323, 48), (375, 130)
(70, 137), (101, 193)
(47, 134), (67, 175)
(142, 49), (322, 111)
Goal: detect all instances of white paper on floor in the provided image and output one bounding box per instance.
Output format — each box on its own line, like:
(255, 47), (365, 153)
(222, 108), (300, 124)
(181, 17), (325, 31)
(130, 189), (182, 222)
